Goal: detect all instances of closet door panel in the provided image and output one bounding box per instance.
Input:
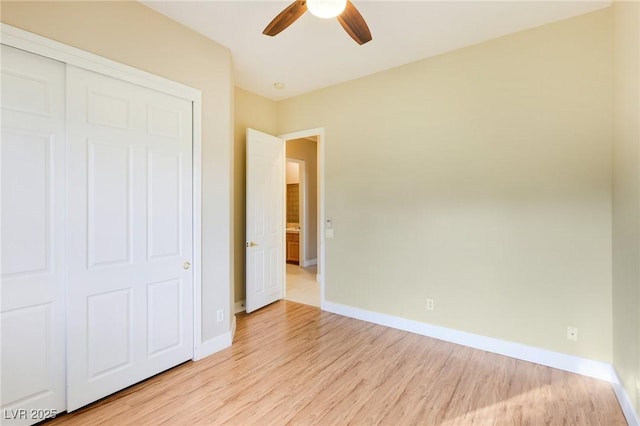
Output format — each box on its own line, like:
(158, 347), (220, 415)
(66, 66), (193, 412)
(0, 45), (66, 425)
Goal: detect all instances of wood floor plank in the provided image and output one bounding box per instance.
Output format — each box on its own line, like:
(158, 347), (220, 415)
(46, 301), (627, 426)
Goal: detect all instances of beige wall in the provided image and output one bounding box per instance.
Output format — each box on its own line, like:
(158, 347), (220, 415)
(12, 0), (627, 380)
(233, 88), (278, 304)
(287, 138), (318, 263)
(612, 0), (640, 413)
(277, 10), (613, 361)
(1, 1), (234, 342)
(286, 162), (301, 185)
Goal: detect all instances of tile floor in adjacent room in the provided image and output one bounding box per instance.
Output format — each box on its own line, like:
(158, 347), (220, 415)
(285, 263), (319, 308)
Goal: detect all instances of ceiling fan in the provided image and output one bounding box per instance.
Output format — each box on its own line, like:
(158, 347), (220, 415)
(263, 0), (372, 45)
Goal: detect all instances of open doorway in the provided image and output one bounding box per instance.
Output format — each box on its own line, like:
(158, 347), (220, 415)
(284, 136), (320, 307)
(244, 127), (324, 314)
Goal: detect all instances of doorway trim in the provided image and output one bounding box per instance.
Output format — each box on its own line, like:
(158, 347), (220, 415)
(1, 23), (205, 358)
(279, 128), (326, 306)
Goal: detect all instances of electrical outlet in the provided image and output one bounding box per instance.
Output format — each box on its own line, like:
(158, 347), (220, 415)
(567, 326), (578, 342)
(426, 298), (435, 311)
(217, 309), (224, 323)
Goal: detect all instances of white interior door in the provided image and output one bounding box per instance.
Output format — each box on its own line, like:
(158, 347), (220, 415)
(66, 65), (194, 411)
(246, 129), (285, 313)
(0, 45), (66, 425)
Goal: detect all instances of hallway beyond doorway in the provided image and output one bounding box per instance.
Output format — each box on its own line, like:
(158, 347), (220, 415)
(286, 264), (319, 308)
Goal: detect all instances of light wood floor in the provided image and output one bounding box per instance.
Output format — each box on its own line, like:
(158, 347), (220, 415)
(48, 301), (626, 425)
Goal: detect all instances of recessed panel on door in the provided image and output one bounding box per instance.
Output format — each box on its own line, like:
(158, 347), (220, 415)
(1, 305), (53, 405)
(1, 71), (50, 116)
(253, 161), (266, 237)
(87, 290), (133, 379)
(147, 279), (182, 357)
(268, 161), (281, 235)
(1, 131), (51, 276)
(147, 105), (182, 139)
(148, 150), (182, 260)
(88, 141), (133, 268)
(253, 250), (265, 294)
(88, 91), (132, 130)
(268, 248), (279, 290)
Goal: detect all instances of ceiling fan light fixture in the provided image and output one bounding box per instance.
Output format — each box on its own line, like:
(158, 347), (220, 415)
(307, 0), (347, 19)
(263, 0), (371, 45)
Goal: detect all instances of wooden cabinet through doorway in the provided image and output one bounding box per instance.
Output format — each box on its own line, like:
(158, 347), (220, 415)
(286, 232), (299, 264)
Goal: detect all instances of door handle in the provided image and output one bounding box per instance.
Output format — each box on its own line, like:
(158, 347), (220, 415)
(246, 242), (258, 247)
(183, 261), (191, 270)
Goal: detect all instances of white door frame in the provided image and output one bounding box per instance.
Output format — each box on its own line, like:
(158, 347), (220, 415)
(0, 24), (205, 358)
(279, 129), (325, 306)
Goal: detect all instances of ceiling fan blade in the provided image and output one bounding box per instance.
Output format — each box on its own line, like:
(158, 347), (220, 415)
(337, 1), (372, 45)
(263, 0), (308, 37)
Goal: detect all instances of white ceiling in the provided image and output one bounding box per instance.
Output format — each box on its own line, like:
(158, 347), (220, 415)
(141, 0), (611, 101)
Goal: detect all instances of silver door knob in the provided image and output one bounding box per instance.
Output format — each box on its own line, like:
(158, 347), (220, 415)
(183, 261), (191, 270)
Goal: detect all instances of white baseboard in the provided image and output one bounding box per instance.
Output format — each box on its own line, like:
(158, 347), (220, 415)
(234, 300), (246, 314)
(231, 315), (237, 342)
(322, 301), (617, 383)
(302, 258), (317, 267)
(193, 331), (232, 361)
(197, 299), (639, 423)
(612, 376), (640, 426)
(322, 301), (640, 420)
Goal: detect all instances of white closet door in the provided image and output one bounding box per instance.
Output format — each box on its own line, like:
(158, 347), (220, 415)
(65, 66), (194, 411)
(0, 45), (66, 424)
